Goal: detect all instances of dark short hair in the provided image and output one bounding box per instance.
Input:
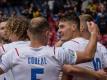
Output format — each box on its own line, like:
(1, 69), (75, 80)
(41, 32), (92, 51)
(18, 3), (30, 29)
(59, 12), (80, 30)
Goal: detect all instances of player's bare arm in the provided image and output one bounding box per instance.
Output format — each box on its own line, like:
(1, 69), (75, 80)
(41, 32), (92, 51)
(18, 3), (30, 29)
(76, 22), (98, 64)
(63, 65), (107, 80)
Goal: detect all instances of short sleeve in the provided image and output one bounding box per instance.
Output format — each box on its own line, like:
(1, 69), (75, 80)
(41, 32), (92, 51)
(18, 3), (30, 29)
(0, 50), (14, 72)
(0, 43), (11, 56)
(0, 46), (4, 56)
(56, 47), (77, 65)
(62, 41), (79, 51)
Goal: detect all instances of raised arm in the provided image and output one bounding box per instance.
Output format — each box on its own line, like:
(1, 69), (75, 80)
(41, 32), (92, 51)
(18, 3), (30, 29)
(76, 22), (98, 64)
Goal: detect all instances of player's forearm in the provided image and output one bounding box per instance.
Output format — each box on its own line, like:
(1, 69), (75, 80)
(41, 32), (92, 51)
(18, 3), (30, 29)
(76, 32), (97, 64)
(84, 32), (97, 60)
(63, 65), (102, 79)
(83, 22), (98, 60)
(104, 68), (107, 73)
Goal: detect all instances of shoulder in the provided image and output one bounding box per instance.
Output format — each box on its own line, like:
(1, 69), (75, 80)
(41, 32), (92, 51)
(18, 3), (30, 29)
(62, 38), (85, 49)
(97, 42), (106, 50)
(97, 42), (107, 53)
(62, 40), (79, 47)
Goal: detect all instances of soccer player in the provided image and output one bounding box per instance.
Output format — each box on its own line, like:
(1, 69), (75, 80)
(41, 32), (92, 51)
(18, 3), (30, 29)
(0, 21), (11, 80)
(61, 14), (107, 80)
(0, 16), (99, 80)
(0, 16), (30, 80)
(0, 16), (30, 56)
(0, 21), (10, 45)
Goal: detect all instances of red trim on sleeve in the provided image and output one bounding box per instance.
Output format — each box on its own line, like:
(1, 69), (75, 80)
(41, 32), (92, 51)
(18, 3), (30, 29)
(15, 48), (19, 56)
(2, 45), (5, 52)
(54, 46), (55, 55)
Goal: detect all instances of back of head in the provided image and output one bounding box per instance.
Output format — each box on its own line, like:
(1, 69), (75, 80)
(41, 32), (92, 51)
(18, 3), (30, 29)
(29, 17), (50, 35)
(28, 17), (50, 45)
(59, 12), (80, 30)
(6, 16), (30, 40)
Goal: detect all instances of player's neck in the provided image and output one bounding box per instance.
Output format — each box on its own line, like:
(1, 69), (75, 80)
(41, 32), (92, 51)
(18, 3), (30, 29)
(81, 32), (90, 40)
(30, 39), (45, 48)
(72, 31), (80, 39)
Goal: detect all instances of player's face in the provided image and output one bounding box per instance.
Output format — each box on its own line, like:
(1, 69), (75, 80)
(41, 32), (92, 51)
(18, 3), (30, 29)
(0, 22), (7, 39)
(58, 21), (73, 41)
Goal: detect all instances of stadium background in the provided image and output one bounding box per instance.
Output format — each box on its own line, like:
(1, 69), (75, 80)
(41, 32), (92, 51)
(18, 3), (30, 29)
(0, 0), (107, 47)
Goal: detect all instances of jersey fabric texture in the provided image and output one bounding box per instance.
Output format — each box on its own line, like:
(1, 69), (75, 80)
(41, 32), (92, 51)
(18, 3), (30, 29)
(0, 45), (77, 80)
(62, 37), (107, 80)
(0, 41), (30, 80)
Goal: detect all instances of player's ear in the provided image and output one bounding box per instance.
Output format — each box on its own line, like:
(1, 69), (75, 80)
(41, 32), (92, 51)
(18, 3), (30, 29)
(45, 30), (50, 37)
(72, 23), (77, 31)
(27, 30), (31, 39)
(80, 25), (84, 32)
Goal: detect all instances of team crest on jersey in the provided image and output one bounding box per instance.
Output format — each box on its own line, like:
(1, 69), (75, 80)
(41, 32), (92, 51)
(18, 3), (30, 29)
(68, 49), (75, 57)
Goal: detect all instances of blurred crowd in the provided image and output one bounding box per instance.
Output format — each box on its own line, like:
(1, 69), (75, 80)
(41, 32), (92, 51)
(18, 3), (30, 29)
(0, 0), (107, 47)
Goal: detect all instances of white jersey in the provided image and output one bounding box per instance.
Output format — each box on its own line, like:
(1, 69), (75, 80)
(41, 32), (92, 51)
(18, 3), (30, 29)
(0, 46), (77, 80)
(0, 41), (30, 56)
(62, 37), (107, 80)
(0, 41), (30, 80)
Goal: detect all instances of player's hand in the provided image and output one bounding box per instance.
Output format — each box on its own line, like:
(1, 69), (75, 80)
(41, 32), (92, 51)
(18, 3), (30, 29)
(96, 69), (107, 80)
(87, 21), (98, 35)
(55, 40), (65, 47)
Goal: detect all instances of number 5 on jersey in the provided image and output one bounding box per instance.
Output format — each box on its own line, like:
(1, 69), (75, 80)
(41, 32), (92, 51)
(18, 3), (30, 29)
(31, 68), (44, 80)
